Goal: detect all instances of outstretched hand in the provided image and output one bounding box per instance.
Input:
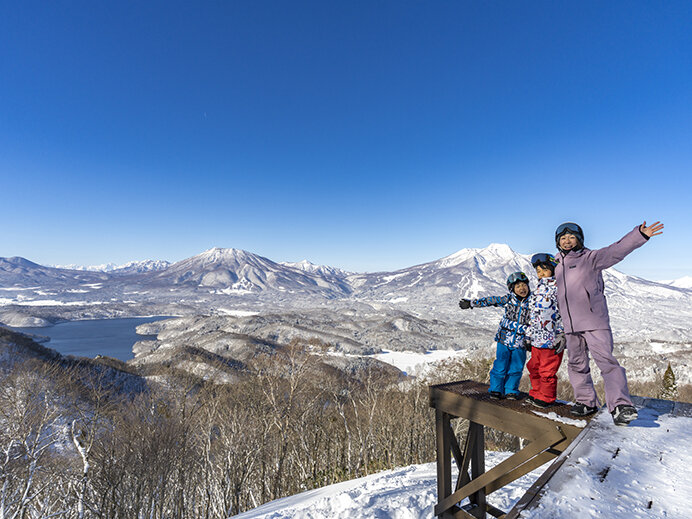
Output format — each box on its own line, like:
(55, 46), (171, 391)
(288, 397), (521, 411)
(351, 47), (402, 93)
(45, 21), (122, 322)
(640, 221), (664, 238)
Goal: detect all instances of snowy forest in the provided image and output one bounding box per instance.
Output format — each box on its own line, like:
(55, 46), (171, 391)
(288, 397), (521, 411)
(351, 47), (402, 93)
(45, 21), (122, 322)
(2, 337), (689, 519)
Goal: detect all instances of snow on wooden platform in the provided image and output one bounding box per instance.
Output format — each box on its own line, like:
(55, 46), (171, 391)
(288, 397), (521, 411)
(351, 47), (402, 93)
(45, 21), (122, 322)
(506, 396), (692, 519)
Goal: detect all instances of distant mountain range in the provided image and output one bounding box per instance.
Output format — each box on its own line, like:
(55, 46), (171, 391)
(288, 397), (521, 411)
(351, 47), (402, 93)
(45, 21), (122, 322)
(658, 276), (692, 289)
(1, 245), (691, 342)
(3, 244), (692, 385)
(52, 259), (172, 274)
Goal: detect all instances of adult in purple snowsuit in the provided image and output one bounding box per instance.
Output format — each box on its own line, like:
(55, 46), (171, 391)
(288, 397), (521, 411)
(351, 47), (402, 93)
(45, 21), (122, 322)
(554, 221), (664, 426)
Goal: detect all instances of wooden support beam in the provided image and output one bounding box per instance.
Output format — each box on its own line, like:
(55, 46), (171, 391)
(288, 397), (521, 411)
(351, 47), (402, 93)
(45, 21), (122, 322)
(485, 503), (507, 518)
(456, 423), (475, 491)
(468, 423), (485, 517)
(447, 422), (466, 491)
(430, 381), (595, 519)
(436, 410), (453, 502)
(449, 504), (478, 519)
(435, 425), (565, 516)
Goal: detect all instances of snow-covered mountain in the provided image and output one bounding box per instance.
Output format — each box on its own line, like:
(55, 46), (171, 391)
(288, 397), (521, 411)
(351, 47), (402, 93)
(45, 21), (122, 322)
(0, 256), (109, 287)
(348, 243), (526, 305)
(1, 244), (691, 345)
(281, 259), (352, 279)
(659, 276), (692, 289)
(3, 244), (692, 383)
(52, 259), (172, 274)
(152, 248), (351, 296)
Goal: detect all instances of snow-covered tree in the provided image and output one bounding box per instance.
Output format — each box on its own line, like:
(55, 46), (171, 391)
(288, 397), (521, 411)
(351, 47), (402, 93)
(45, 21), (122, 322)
(659, 363), (678, 400)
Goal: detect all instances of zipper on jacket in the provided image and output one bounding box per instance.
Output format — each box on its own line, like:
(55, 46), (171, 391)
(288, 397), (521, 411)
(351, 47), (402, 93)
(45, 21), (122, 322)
(509, 296), (524, 348)
(560, 253), (574, 331)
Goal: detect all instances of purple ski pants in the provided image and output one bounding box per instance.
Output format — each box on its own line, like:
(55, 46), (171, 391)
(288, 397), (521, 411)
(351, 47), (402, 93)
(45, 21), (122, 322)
(565, 329), (633, 412)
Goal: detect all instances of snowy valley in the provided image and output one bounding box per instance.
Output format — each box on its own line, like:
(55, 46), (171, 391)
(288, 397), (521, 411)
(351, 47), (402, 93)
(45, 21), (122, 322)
(1, 243), (691, 384)
(2, 245), (691, 518)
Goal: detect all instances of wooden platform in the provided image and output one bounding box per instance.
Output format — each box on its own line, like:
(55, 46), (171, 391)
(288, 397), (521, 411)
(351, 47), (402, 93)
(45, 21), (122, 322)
(429, 380), (596, 519)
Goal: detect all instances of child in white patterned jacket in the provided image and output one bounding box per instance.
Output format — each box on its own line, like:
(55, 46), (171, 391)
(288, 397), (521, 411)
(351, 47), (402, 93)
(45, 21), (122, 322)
(524, 253), (565, 408)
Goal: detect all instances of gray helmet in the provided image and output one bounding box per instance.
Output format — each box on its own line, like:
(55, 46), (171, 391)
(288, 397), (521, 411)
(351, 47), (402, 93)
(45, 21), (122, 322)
(506, 271), (529, 291)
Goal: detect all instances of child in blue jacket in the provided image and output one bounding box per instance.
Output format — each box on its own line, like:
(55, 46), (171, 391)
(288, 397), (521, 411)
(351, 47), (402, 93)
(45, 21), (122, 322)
(459, 272), (531, 399)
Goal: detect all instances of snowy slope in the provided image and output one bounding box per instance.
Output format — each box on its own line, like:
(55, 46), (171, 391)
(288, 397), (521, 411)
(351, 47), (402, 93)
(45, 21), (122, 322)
(281, 259), (352, 278)
(152, 248), (351, 296)
(0, 257), (109, 286)
(658, 275), (692, 289)
(2, 244), (690, 349)
(235, 410), (692, 519)
(519, 408), (692, 519)
(233, 452), (542, 519)
(52, 259), (171, 273)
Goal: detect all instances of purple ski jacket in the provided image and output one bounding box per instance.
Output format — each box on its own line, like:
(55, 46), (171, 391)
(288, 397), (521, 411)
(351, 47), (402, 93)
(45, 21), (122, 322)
(555, 225), (648, 333)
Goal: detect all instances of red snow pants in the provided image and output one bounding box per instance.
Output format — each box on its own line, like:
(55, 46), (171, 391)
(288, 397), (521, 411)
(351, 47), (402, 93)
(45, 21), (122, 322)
(527, 348), (563, 403)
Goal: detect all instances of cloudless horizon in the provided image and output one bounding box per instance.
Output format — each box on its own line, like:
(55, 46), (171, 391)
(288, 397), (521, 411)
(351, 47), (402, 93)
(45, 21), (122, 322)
(2, 2), (691, 280)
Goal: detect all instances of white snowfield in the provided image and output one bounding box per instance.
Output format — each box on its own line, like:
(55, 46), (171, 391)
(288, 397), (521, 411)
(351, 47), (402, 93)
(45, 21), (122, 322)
(520, 409), (692, 519)
(234, 410), (692, 519)
(233, 452), (543, 519)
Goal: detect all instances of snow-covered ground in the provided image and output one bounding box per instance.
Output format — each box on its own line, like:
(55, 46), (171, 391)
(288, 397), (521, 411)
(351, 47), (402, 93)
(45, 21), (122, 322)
(372, 349), (468, 375)
(521, 408), (692, 519)
(234, 452), (543, 519)
(234, 409), (692, 519)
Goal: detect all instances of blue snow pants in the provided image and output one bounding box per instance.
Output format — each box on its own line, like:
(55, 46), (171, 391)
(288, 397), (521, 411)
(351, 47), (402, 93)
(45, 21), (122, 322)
(488, 342), (527, 395)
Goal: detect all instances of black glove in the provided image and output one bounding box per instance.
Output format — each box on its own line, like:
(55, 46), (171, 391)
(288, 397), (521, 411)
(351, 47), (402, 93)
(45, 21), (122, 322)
(459, 299), (472, 310)
(524, 337), (532, 352)
(553, 333), (566, 355)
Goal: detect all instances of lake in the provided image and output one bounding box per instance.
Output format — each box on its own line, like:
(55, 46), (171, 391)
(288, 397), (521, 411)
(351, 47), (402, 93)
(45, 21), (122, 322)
(12, 316), (172, 361)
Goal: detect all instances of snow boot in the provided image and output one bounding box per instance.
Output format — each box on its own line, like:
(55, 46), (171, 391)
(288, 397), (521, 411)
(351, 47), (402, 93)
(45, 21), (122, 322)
(505, 392), (521, 400)
(530, 397), (553, 408)
(570, 402), (598, 416)
(489, 391), (503, 400)
(611, 404), (638, 426)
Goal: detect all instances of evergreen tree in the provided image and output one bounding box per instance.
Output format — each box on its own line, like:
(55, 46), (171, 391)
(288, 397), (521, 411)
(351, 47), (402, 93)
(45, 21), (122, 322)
(659, 362), (678, 400)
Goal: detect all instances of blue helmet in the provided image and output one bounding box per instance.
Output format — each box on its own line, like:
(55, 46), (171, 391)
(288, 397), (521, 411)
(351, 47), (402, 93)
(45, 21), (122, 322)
(555, 222), (584, 249)
(506, 271), (529, 291)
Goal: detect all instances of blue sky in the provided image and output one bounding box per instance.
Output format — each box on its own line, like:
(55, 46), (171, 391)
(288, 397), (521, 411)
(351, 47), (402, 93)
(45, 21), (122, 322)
(1, 1), (690, 279)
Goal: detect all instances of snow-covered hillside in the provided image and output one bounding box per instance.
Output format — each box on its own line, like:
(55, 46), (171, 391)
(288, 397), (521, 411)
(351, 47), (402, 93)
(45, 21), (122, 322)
(2, 244), (691, 382)
(281, 259), (352, 278)
(52, 259), (172, 273)
(234, 409), (692, 519)
(659, 275), (692, 289)
(153, 248), (351, 296)
(233, 452), (538, 519)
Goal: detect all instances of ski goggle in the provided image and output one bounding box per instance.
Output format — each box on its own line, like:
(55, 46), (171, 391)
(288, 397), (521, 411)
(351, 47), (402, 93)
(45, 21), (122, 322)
(555, 222), (582, 237)
(531, 253), (557, 268)
(507, 272), (529, 285)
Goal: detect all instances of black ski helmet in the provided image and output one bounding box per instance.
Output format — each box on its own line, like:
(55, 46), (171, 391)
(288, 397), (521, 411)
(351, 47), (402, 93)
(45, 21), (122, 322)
(506, 271), (529, 292)
(531, 253), (558, 274)
(555, 222), (584, 249)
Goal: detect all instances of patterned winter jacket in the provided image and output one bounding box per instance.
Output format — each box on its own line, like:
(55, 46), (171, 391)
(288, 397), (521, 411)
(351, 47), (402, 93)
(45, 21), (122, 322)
(471, 293), (531, 350)
(527, 277), (564, 349)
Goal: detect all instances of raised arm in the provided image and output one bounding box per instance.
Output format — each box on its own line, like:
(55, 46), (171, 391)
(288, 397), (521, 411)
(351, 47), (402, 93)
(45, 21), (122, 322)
(591, 221), (663, 271)
(470, 295), (510, 308)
